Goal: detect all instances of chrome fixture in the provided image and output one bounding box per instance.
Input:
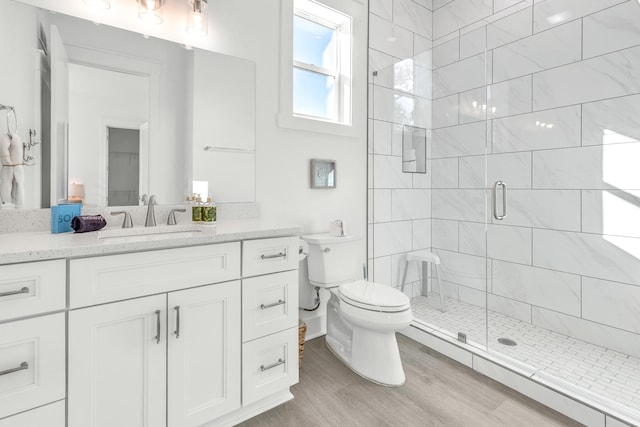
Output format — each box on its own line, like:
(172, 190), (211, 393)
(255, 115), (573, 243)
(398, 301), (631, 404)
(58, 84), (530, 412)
(145, 194), (157, 226)
(138, 0), (165, 25)
(111, 211), (133, 228)
(493, 181), (508, 220)
(167, 208), (186, 225)
(187, 0), (208, 36)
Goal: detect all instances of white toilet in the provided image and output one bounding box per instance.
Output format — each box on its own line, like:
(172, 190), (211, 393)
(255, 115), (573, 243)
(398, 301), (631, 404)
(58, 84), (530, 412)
(301, 233), (412, 386)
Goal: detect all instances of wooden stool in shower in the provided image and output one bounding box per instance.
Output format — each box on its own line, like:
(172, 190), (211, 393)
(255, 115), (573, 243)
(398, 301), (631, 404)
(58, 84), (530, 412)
(400, 251), (446, 312)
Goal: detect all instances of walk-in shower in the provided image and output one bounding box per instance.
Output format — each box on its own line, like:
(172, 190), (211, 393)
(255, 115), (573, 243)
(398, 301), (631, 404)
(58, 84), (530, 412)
(368, 0), (640, 425)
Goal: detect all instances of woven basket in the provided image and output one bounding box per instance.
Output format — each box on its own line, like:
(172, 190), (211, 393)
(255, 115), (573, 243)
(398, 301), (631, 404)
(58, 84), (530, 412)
(298, 320), (307, 368)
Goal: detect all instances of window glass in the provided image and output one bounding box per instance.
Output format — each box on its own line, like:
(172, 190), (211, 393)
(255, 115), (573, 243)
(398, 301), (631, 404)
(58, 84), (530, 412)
(293, 67), (335, 120)
(293, 15), (336, 71)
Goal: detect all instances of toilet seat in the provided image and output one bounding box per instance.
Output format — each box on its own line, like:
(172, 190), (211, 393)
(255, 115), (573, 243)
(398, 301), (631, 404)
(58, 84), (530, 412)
(339, 280), (410, 313)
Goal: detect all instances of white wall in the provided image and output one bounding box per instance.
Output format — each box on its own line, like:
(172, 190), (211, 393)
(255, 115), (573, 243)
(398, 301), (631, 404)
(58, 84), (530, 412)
(0, 1), (41, 208)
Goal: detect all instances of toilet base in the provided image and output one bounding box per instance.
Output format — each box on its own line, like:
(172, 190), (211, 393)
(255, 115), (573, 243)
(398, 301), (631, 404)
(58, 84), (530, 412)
(324, 292), (408, 387)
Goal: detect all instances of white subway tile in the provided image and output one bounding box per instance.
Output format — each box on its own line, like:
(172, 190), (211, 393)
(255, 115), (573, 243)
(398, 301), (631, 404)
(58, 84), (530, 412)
(459, 87), (487, 124)
(433, 53), (487, 98)
(372, 189), (392, 223)
(394, 0), (433, 40)
(493, 105), (581, 153)
(533, 46), (640, 111)
(583, 1), (640, 59)
(493, 260), (580, 315)
(433, 0), (493, 39)
(369, 13), (415, 59)
(432, 189), (487, 222)
(499, 190), (581, 231)
(582, 94), (640, 147)
(488, 75), (532, 119)
(373, 154), (413, 189)
(413, 218), (431, 250)
(432, 121), (487, 158)
(373, 221), (414, 257)
(488, 293), (532, 323)
(460, 26), (487, 60)
(533, 229), (640, 287)
(370, 0), (393, 21)
(487, 7), (533, 50)
(494, 0), (527, 13)
(432, 218), (459, 251)
(493, 20), (582, 83)
(533, 0), (628, 33)
(459, 221), (487, 257)
(532, 143), (640, 190)
(432, 94), (459, 128)
(582, 189), (640, 238)
(434, 249), (487, 290)
(488, 225), (532, 264)
(432, 158), (459, 188)
(583, 277), (640, 334)
(433, 36), (459, 69)
(391, 189), (431, 220)
(373, 256), (393, 286)
(533, 306), (640, 359)
(369, 48), (393, 78)
(372, 120), (392, 155)
(459, 286), (487, 308)
(460, 152), (532, 189)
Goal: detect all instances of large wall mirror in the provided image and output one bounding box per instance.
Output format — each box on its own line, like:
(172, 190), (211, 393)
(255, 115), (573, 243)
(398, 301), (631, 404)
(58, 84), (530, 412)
(0, 0), (256, 209)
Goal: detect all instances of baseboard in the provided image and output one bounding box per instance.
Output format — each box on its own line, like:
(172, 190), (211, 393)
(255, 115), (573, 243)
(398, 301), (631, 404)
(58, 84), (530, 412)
(201, 390), (294, 427)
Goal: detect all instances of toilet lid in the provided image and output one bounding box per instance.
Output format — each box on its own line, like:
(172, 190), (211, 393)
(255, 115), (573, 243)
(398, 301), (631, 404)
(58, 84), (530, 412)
(339, 280), (410, 312)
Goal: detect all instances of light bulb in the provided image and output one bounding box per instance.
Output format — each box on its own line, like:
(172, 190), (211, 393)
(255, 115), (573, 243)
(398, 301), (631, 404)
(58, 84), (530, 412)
(187, 0), (209, 37)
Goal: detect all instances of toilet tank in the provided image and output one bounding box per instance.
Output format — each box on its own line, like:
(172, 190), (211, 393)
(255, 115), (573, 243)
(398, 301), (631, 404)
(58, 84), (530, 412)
(301, 234), (361, 287)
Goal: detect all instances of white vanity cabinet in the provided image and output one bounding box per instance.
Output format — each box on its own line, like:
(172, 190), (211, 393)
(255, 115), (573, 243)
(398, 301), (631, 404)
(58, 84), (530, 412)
(0, 260), (66, 426)
(67, 243), (242, 427)
(241, 237), (300, 406)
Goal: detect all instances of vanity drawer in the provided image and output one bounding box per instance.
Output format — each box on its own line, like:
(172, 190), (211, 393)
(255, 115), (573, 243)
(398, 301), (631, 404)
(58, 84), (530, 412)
(0, 260), (66, 322)
(69, 242), (240, 308)
(0, 400), (65, 427)
(242, 327), (298, 406)
(242, 237), (299, 277)
(0, 313), (65, 420)
(242, 270), (298, 342)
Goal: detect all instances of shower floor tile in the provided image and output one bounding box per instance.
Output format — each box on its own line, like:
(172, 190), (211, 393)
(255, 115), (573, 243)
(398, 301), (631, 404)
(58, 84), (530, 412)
(410, 295), (640, 415)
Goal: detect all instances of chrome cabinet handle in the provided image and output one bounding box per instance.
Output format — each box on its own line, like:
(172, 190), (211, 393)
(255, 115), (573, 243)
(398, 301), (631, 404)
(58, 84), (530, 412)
(0, 361), (29, 376)
(260, 252), (286, 260)
(260, 358), (285, 372)
(154, 310), (161, 344)
(260, 299), (285, 310)
(493, 181), (508, 220)
(174, 306), (180, 339)
(0, 287), (29, 298)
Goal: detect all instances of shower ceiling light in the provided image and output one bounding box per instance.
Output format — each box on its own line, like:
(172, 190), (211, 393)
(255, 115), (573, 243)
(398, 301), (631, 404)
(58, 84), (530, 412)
(186, 0), (208, 36)
(82, 0), (111, 9)
(137, 0), (165, 25)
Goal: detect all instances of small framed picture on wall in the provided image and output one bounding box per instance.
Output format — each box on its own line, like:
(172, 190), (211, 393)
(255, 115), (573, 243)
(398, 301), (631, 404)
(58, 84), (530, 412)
(310, 159), (336, 189)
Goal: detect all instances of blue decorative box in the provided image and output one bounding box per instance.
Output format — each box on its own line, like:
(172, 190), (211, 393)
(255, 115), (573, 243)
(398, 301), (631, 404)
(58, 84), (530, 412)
(51, 204), (82, 233)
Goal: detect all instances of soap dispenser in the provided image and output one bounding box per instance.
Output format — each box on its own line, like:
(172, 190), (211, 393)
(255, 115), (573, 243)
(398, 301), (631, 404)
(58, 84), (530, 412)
(202, 195), (217, 222)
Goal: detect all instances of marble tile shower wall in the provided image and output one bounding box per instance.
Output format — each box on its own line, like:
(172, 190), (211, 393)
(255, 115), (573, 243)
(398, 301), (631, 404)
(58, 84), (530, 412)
(368, 0), (434, 297)
(428, 0), (640, 358)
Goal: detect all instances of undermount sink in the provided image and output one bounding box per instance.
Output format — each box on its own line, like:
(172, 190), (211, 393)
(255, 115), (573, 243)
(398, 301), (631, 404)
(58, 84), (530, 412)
(97, 224), (207, 241)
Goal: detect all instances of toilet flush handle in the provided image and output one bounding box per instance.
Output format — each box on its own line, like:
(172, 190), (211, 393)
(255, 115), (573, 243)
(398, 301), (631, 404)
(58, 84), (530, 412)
(322, 248), (331, 253)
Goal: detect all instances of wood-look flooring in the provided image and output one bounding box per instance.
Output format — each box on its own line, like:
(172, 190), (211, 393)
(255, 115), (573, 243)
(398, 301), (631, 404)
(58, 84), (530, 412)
(238, 334), (584, 427)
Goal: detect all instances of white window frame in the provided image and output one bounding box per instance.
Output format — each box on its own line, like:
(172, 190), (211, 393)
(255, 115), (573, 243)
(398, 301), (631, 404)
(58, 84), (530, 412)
(279, 0), (363, 138)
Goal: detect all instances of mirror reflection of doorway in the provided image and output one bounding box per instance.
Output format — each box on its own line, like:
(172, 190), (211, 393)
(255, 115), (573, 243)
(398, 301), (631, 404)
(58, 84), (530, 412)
(107, 127), (139, 206)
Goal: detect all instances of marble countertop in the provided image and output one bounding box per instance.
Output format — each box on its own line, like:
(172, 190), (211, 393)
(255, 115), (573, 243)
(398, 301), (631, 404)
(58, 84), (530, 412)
(0, 219), (303, 265)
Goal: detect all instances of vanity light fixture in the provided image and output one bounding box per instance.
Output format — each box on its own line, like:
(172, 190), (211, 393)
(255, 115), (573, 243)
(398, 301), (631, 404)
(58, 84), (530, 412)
(82, 0), (111, 10)
(137, 0), (165, 25)
(186, 0), (208, 36)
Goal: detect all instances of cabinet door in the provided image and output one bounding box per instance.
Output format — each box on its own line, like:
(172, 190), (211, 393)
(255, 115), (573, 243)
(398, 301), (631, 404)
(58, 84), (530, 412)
(167, 281), (241, 427)
(68, 295), (167, 427)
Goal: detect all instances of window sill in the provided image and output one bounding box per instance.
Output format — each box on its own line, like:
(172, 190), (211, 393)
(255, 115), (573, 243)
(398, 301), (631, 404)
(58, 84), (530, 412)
(276, 114), (360, 138)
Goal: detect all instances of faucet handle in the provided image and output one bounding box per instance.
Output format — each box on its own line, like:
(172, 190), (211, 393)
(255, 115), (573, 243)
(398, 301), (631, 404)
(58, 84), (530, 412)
(111, 211), (133, 228)
(167, 208), (186, 225)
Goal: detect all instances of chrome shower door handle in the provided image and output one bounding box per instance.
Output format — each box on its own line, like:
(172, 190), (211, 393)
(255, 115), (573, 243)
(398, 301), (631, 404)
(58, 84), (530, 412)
(493, 181), (508, 220)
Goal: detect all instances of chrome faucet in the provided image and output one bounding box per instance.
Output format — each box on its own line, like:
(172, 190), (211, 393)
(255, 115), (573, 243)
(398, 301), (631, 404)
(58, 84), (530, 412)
(145, 195), (157, 227)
